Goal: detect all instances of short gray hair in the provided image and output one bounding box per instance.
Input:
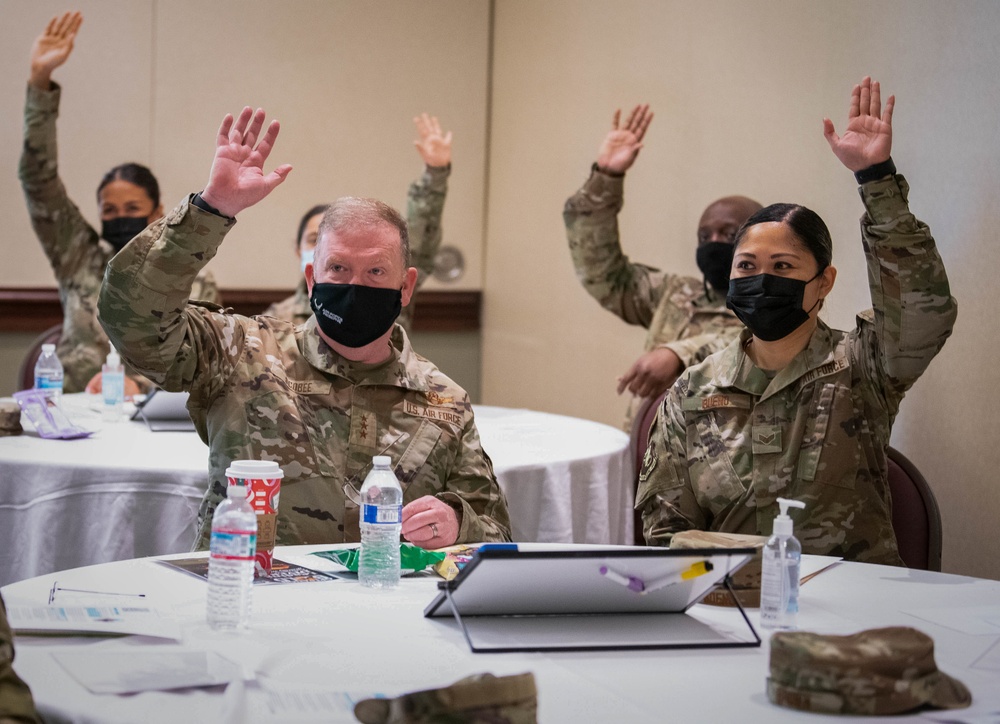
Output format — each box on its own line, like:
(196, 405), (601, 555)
(317, 197), (410, 267)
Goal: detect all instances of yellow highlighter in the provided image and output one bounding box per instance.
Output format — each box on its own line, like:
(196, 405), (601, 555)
(640, 561), (714, 595)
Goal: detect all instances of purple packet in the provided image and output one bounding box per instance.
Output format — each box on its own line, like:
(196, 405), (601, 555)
(12, 390), (94, 439)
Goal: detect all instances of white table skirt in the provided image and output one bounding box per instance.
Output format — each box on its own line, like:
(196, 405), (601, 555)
(0, 397), (632, 586)
(3, 546), (999, 723)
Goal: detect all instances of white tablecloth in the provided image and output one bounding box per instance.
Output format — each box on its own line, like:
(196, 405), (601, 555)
(3, 546), (998, 723)
(0, 397), (631, 586)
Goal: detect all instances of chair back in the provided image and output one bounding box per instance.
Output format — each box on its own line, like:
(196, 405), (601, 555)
(17, 324), (63, 392)
(629, 390), (669, 545)
(887, 446), (943, 571)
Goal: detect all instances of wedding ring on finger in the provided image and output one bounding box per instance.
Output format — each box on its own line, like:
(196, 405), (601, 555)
(430, 522), (439, 538)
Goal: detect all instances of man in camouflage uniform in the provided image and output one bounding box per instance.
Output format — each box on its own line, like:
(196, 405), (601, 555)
(266, 113), (451, 332)
(636, 78), (957, 565)
(19, 12), (219, 394)
(99, 107), (510, 550)
(0, 594), (42, 724)
(564, 104), (760, 429)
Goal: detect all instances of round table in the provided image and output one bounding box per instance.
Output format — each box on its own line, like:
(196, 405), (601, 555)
(0, 396), (632, 586)
(3, 545), (998, 723)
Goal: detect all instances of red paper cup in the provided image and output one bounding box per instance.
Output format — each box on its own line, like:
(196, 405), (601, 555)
(226, 460), (283, 578)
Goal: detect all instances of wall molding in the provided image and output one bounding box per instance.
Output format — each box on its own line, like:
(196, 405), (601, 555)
(0, 288), (481, 334)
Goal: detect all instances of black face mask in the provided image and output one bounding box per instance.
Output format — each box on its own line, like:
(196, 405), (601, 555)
(101, 216), (150, 253)
(696, 242), (735, 293)
(310, 283), (402, 348)
(726, 272), (821, 342)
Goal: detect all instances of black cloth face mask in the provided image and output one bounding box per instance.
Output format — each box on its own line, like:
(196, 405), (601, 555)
(310, 283), (402, 348)
(696, 242), (735, 293)
(101, 216), (150, 253)
(726, 272), (821, 342)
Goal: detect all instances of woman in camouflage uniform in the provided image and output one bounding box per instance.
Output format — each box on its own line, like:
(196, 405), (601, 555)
(18, 11), (219, 395)
(636, 77), (957, 565)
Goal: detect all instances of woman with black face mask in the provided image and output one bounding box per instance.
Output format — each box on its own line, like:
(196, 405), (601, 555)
(635, 77), (957, 565)
(18, 11), (219, 394)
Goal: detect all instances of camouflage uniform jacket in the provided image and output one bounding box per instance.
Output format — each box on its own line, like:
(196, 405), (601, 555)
(563, 167), (744, 427)
(263, 164), (449, 331)
(0, 595), (41, 724)
(636, 175), (957, 565)
(18, 83), (219, 393)
(98, 196), (511, 549)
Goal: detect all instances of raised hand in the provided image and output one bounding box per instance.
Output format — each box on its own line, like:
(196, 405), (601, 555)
(413, 113), (452, 168)
(200, 107), (293, 218)
(617, 347), (683, 399)
(823, 76), (894, 172)
(29, 11), (83, 90)
(596, 104), (654, 175)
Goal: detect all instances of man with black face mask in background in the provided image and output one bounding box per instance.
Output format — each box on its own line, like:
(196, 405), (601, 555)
(564, 104), (761, 430)
(99, 106), (511, 551)
(19, 12), (219, 394)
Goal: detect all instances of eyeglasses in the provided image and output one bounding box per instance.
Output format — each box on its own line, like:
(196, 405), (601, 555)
(48, 581), (146, 605)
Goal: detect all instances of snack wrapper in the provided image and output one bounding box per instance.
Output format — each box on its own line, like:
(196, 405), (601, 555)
(312, 544), (445, 573)
(13, 390), (93, 439)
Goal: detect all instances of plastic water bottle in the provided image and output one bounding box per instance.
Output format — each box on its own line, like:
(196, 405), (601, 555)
(33, 343), (64, 398)
(101, 344), (125, 422)
(359, 455), (403, 589)
(207, 484), (257, 630)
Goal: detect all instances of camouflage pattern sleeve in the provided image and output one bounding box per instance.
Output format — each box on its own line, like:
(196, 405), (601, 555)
(659, 329), (741, 369)
(563, 167), (669, 327)
(98, 196), (241, 397)
(0, 595), (42, 724)
(190, 268), (221, 305)
(437, 409), (512, 543)
(856, 174), (957, 398)
(634, 380), (706, 545)
(17, 82), (100, 280)
(399, 164), (449, 332)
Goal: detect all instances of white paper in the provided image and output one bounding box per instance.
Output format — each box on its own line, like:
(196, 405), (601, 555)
(243, 683), (375, 723)
(7, 605), (181, 640)
(921, 710), (1000, 723)
(902, 605), (1000, 636)
(972, 638), (1000, 672)
(54, 649), (242, 694)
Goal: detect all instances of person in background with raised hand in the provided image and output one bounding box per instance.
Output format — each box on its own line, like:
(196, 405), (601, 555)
(564, 104), (761, 430)
(99, 106), (510, 551)
(636, 77), (957, 564)
(266, 113), (452, 331)
(18, 11), (220, 396)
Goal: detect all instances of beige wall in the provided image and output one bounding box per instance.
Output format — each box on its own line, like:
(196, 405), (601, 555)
(2, 1), (997, 579)
(483, 0), (1000, 579)
(0, 0), (489, 291)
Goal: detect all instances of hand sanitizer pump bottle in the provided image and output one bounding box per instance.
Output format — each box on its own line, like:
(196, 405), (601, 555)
(760, 497), (805, 630)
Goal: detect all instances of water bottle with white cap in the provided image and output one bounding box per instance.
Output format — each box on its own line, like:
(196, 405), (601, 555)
(33, 343), (63, 399)
(358, 455), (403, 589)
(207, 483), (257, 630)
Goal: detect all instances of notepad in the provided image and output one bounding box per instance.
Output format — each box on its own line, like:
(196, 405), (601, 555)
(424, 547), (760, 652)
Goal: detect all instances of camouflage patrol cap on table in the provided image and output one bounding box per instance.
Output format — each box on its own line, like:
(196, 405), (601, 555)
(0, 399), (22, 436)
(768, 626), (971, 715)
(354, 672), (537, 724)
